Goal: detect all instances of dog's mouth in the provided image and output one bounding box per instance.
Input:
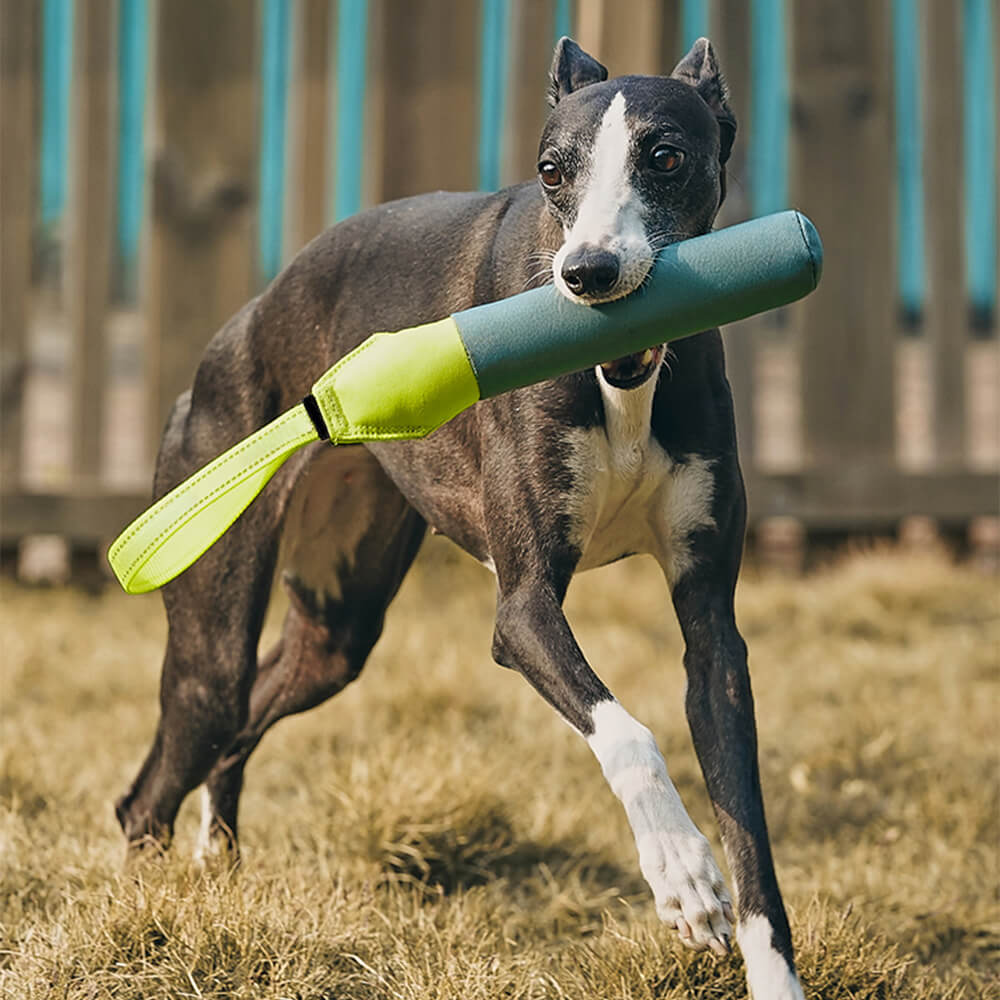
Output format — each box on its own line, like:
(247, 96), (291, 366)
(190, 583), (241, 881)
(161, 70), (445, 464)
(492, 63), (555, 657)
(600, 345), (664, 389)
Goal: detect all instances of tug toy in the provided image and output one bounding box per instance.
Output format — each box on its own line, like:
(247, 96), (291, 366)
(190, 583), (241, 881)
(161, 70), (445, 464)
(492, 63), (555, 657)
(108, 210), (822, 594)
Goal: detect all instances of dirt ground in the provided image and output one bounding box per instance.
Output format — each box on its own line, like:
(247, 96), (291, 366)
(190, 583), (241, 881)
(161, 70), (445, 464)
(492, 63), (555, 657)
(1, 542), (998, 998)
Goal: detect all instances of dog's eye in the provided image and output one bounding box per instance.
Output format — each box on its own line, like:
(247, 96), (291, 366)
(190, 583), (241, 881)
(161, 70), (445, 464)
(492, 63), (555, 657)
(538, 161), (563, 188)
(651, 146), (684, 174)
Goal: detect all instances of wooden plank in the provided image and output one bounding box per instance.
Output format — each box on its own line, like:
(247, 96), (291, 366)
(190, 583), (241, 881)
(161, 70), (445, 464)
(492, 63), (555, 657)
(0, 0), (36, 487)
(285, 0), (331, 255)
(361, 0), (383, 209)
(367, 0), (479, 203)
(143, 0), (258, 459)
(66, 0), (115, 479)
(575, 0), (666, 74)
(501, 0), (554, 187)
(792, 0), (896, 466)
(924, 0), (966, 462)
(3, 466), (994, 541)
(0, 491), (147, 542)
(711, 0), (754, 463)
(746, 469), (999, 528)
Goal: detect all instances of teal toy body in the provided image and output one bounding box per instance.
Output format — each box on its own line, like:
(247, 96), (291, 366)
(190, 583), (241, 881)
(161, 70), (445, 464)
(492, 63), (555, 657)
(459, 209), (821, 398)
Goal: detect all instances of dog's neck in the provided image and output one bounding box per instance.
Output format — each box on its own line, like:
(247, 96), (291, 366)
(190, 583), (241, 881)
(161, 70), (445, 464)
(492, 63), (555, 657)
(594, 362), (663, 472)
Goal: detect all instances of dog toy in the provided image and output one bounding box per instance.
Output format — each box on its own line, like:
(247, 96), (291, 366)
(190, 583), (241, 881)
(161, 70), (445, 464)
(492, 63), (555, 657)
(108, 209), (822, 594)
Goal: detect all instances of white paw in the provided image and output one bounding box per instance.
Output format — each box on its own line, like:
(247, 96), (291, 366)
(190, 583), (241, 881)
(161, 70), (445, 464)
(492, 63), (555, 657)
(739, 914), (805, 1000)
(636, 826), (734, 953)
(586, 700), (734, 953)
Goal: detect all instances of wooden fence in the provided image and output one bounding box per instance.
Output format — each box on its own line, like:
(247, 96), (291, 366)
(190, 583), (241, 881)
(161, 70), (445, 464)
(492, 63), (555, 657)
(0, 0), (997, 577)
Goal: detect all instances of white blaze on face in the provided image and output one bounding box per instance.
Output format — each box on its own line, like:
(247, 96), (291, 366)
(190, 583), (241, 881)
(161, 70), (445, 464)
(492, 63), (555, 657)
(553, 91), (653, 302)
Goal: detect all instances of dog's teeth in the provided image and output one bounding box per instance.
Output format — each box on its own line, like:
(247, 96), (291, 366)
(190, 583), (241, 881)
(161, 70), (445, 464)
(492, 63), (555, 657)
(641, 349), (654, 365)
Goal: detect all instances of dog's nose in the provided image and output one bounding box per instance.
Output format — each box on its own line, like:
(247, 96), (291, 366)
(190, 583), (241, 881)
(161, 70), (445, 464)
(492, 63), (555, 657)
(561, 249), (620, 297)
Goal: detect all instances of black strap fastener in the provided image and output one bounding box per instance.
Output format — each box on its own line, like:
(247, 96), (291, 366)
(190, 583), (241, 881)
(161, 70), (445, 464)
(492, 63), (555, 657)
(302, 393), (330, 441)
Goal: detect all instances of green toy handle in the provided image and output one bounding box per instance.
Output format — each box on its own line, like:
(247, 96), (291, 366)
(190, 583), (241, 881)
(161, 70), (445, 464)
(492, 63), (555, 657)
(108, 210), (822, 594)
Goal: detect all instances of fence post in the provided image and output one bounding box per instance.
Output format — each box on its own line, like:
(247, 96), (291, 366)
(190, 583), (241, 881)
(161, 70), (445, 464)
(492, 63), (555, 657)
(67, 0), (115, 482)
(792, 0), (896, 470)
(501, 0), (554, 188)
(285, 0), (331, 255)
(924, 0), (966, 463)
(366, 0), (479, 204)
(143, 0), (258, 459)
(712, 0), (755, 465)
(575, 0), (671, 74)
(0, 0), (36, 487)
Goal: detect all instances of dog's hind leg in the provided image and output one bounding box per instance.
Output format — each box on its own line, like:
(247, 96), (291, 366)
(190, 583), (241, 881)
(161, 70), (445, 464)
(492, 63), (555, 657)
(115, 391), (297, 857)
(196, 445), (426, 861)
(663, 489), (804, 1000)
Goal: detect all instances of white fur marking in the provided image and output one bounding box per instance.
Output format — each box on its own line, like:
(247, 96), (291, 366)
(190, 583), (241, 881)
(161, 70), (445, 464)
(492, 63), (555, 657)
(587, 700), (732, 949)
(738, 914), (805, 1000)
(563, 376), (715, 582)
(553, 91), (653, 303)
(194, 785), (215, 863)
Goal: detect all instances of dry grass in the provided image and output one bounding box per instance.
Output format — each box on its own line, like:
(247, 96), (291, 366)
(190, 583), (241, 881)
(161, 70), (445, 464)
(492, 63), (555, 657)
(1, 542), (997, 998)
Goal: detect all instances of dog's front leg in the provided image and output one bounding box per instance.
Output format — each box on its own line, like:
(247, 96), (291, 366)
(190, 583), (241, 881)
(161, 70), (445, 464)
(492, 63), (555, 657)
(670, 559), (805, 1000)
(491, 580), (734, 955)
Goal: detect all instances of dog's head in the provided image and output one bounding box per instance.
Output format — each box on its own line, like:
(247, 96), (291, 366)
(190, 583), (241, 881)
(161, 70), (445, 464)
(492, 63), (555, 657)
(538, 37), (736, 387)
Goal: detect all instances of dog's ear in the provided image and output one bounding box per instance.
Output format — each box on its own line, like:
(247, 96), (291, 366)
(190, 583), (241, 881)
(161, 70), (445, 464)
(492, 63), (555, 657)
(671, 37), (736, 165)
(548, 37), (608, 106)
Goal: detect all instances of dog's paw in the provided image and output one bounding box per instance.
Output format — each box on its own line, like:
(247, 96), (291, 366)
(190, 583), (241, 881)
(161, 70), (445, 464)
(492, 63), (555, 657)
(636, 828), (734, 954)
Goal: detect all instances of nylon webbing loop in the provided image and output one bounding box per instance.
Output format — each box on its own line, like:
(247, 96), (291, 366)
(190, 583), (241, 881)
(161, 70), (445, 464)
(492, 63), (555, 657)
(108, 405), (319, 594)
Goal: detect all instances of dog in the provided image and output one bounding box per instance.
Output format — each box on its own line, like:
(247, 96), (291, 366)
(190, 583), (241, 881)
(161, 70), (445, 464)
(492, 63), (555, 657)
(115, 37), (805, 1000)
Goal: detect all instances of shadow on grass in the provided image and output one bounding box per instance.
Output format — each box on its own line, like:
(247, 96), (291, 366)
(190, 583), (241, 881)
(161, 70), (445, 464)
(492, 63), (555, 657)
(373, 799), (641, 899)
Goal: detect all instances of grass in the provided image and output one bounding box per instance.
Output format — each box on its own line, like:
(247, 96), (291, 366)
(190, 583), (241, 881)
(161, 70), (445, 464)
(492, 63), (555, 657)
(1, 542), (997, 998)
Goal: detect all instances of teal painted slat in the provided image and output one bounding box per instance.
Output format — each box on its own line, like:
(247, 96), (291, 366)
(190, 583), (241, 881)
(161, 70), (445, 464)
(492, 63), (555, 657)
(116, 0), (148, 300)
(259, 0), (291, 281)
(749, 0), (788, 218)
(892, 0), (925, 324)
(334, 0), (368, 222)
(553, 0), (571, 42)
(681, 0), (708, 53)
(963, 0), (997, 325)
(39, 0), (73, 228)
(478, 0), (510, 191)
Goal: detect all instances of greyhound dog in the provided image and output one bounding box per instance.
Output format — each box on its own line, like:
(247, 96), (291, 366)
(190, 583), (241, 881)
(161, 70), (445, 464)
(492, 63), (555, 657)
(116, 37), (805, 999)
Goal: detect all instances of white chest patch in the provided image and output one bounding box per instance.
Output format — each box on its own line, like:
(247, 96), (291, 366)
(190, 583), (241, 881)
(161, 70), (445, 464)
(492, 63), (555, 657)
(564, 370), (716, 584)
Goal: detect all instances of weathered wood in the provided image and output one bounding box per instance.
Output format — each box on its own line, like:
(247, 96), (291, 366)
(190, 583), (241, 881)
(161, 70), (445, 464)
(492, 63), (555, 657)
(368, 0), (479, 202)
(143, 0), (258, 458)
(747, 469), (998, 527)
(576, 0), (667, 74)
(924, 0), (966, 463)
(0, 491), (147, 541)
(712, 0), (755, 463)
(501, 0), (555, 187)
(285, 0), (332, 254)
(793, 0), (896, 466)
(66, 0), (115, 479)
(6, 464), (993, 543)
(360, 0), (384, 209)
(0, 0), (36, 486)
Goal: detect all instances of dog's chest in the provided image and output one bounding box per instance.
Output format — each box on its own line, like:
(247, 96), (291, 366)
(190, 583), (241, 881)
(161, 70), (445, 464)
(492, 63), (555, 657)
(563, 373), (716, 582)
